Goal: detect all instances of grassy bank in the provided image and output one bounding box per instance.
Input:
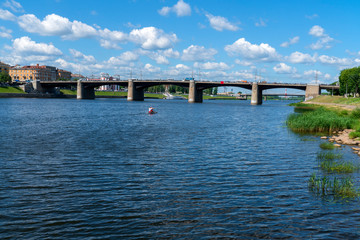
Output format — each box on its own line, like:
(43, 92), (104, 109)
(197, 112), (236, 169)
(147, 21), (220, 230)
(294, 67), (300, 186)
(287, 106), (355, 133)
(0, 86), (25, 93)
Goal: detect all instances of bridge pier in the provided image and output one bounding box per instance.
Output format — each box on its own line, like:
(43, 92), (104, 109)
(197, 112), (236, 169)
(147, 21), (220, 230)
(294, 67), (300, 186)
(32, 80), (56, 94)
(188, 80), (203, 103)
(251, 82), (263, 105)
(127, 79), (144, 101)
(305, 84), (320, 100)
(77, 80), (95, 99)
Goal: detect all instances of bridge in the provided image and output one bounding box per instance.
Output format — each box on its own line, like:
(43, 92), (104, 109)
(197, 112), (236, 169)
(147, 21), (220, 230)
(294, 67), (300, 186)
(31, 79), (339, 105)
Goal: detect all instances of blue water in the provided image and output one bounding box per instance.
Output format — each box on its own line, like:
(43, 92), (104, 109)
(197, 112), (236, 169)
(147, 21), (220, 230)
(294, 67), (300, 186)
(1, 98), (360, 239)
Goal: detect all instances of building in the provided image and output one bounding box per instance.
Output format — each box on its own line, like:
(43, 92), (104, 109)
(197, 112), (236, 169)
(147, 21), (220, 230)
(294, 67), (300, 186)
(10, 64), (57, 82)
(0, 61), (10, 74)
(98, 73), (121, 91)
(71, 73), (85, 80)
(57, 69), (72, 80)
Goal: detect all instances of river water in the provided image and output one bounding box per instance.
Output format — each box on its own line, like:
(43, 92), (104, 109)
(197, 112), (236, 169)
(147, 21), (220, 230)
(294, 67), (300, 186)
(1, 98), (360, 239)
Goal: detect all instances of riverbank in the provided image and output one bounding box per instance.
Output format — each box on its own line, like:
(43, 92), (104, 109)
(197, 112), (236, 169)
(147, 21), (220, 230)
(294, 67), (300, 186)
(289, 95), (360, 151)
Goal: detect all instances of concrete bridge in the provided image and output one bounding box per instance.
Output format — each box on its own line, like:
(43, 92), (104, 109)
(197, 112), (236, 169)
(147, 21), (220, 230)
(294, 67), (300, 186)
(31, 79), (339, 105)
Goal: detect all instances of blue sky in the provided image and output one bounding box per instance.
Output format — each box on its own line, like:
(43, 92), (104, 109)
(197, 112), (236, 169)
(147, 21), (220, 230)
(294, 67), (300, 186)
(0, 0), (359, 85)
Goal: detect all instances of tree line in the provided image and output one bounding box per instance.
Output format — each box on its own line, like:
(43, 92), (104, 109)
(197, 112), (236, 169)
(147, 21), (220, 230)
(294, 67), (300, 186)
(338, 66), (360, 97)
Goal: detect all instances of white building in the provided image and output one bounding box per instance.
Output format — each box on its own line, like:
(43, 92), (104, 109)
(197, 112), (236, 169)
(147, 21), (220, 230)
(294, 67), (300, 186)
(98, 73), (121, 91)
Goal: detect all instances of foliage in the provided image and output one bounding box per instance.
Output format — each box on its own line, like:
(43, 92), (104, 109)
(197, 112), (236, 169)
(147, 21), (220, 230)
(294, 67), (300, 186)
(0, 71), (11, 83)
(338, 66), (360, 96)
(317, 151), (343, 161)
(309, 174), (359, 198)
(287, 107), (354, 133)
(349, 131), (360, 139)
(319, 142), (335, 150)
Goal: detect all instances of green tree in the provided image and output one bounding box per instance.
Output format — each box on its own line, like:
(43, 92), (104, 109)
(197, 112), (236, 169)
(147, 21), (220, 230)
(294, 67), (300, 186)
(338, 67), (360, 97)
(0, 71), (12, 84)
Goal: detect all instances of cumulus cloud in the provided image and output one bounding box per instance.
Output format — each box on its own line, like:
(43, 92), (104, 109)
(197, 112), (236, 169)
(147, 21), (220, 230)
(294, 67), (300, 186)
(144, 63), (161, 73)
(280, 36), (299, 48)
(69, 49), (96, 63)
(181, 45), (217, 61)
(273, 63), (297, 74)
(287, 51), (316, 63)
(158, 0), (191, 17)
(225, 38), (280, 62)
(12, 36), (62, 56)
(107, 51), (139, 66)
(318, 55), (352, 66)
(3, 0), (23, 12)
(194, 61), (231, 71)
(304, 69), (322, 76)
(18, 13), (97, 40)
(129, 27), (178, 50)
(0, 8), (16, 21)
(205, 13), (239, 31)
(309, 25), (334, 50)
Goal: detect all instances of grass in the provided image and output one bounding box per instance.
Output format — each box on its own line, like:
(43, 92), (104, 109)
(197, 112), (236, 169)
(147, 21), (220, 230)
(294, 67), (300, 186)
(309, 174), (359, 198)
(320, 160), (359, 173)
(317, 151), (343, 161)
(60, 89), (76, 95)
(287, 107), (355, 134)
(309, 95), (360, 106)
(319, 142), (336, 150)
(0, 86), (25, 93)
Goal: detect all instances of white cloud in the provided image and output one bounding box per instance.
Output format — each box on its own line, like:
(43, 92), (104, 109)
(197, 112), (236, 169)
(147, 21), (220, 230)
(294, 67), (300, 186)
(0, 26), (12, 38)
(225, 38), (280, 62)
(280, 36), (299, 48)
(107, 51), (139, 66)
(205, 13), (239, 31)
(287, 51), (316, 63)
(194, 61), (230, 70)
(69, 49), (95, 63)
(158, 0), (191, 17)
(273, 63), (297, 74)
(181, 45), (217, 61)
(235, 59), (252, 66)
(12, 36), (62, 56)
(309, 25), (334, 50)
(0, 8), (16, 21)
(144, 63), (160, 73)
(129, 27), (177, 50)
(162, 48), (180, 58)
(99, 40), (122, 50)
(255, 18), (267, 27)
(304, 69), (322, 76)
(318, 55), (352, 66)
(3, 0), (23, 12)
(18, 13), (97, 40)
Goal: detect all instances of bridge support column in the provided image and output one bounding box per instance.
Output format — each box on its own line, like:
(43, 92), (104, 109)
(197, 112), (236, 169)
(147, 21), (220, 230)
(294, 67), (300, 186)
(188, 80), (203, 103)
(251, 82), (262, 105)
(305, 84), (320, 100)
(127, 80), (144, 101)
(77, 80), (95, 99)
(32, 80), (56, 94)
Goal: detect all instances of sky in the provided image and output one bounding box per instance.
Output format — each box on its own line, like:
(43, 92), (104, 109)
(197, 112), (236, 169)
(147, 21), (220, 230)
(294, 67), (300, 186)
(0, 0), (359, 86)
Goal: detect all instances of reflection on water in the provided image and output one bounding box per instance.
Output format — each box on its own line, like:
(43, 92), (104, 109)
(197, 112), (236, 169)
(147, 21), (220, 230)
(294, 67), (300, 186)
(0, 98), (360, 239)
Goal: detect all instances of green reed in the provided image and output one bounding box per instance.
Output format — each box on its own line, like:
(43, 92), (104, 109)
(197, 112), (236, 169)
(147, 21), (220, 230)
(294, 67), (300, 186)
(317, 151), (343, 161)
(287, 107), (354, 134)
(308, 174), (359, 198)
(319, 142), (336, 150)
(320, 160), (359, 173)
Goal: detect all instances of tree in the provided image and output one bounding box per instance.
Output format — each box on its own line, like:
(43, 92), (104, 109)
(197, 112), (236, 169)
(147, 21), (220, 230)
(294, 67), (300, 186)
(338, 66), (360, 97)
(0, 71), (12, 84)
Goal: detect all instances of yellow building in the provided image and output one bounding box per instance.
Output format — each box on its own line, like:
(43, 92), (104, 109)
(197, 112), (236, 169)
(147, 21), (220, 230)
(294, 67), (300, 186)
(10, 64), (57, 82)
(0, 61), (10, 74)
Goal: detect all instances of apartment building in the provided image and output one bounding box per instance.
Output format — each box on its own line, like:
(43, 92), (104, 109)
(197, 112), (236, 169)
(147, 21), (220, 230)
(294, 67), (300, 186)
(9, 64), (69, 82)
(0, 61), (10, 74)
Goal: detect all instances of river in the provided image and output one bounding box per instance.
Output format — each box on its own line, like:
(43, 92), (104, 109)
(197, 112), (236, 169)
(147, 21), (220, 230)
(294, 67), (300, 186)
(1, 98), (360, 239)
